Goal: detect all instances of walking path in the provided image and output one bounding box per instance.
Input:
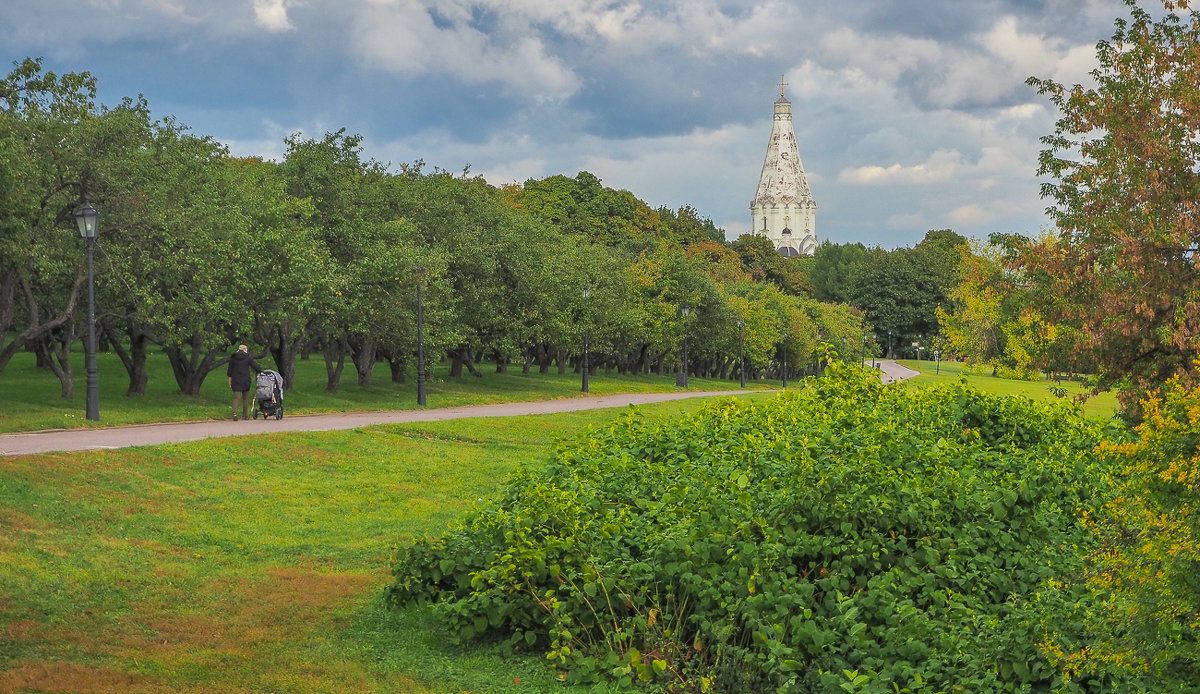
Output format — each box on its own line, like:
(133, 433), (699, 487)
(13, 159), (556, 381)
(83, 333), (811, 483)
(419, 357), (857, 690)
(869, 359), (921, 384)
(1, 363), (919, 456)
(0, 390), (753, 456)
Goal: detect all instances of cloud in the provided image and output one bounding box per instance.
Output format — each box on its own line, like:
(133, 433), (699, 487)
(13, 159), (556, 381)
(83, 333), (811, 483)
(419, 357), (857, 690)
(837, 150), (966, 186)
(351, 0), (580, 100)
(253, 0), (294, 32)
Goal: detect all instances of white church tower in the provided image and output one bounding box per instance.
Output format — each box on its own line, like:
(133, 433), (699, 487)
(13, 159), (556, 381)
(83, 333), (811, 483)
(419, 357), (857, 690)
(750, 76), (817, 257)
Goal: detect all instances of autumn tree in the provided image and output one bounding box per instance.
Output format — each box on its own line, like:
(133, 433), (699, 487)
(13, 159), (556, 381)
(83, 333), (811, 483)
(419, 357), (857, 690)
(1025, 0), (1200, 412)
(1022, 2), (1200, 687)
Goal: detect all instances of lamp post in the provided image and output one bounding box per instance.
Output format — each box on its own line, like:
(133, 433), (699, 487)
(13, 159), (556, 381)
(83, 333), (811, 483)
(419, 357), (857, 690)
(676, 304), (690, 388)
(74, 198), (100, 422)
(581, 281), (590, 393)
(887, 330), (893, 360)
(861, 334), (866, 368)
(414, 264), (427, 407)
(737, 317), (746, 388)
(935, 349), (941, 375)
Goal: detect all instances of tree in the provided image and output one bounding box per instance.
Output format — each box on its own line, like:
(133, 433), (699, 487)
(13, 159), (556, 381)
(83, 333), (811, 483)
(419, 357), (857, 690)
(0, 58), (98, 386)
(658, 204), (725, 246)
(1025, 0), (1200, 412)
(809, 241), (870, 303)
(845, 231), (964, 357)
(515, 171), (668, 247)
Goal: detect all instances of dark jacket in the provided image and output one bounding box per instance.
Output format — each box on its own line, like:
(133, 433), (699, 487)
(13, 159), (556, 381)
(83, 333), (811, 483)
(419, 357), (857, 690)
(227, 350), (260, 391)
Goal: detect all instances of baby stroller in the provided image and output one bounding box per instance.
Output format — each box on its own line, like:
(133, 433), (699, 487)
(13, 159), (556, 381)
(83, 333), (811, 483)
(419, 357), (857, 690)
(252, 370), (284, 420)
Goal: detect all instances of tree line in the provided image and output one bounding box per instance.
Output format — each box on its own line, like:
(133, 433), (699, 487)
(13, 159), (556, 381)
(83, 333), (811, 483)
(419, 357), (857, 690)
(1, 58), (893, 400)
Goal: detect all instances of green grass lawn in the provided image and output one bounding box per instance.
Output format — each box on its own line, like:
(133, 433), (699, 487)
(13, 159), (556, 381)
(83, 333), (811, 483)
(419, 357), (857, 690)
(0, 347), (771, 433)
(1, 399), (745, 694)
(894, 358), (1120, 420)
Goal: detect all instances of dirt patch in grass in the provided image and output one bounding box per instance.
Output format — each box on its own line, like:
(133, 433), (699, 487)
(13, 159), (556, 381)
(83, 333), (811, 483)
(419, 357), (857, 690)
(3, 568), (385, 693)
(0, 662), (143, 693)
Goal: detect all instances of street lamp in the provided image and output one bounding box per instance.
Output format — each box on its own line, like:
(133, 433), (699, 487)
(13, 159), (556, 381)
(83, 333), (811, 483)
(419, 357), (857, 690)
(935, 349), (941, 375)
(887, 331), (893, 360)
(676, 304), (690, 388)
(581, 281), (590, 393)
(74, 197), (100, 422)
(861, 334), (866, 368)
(413, 264), (427, 407)
(737, 317), (746, 388)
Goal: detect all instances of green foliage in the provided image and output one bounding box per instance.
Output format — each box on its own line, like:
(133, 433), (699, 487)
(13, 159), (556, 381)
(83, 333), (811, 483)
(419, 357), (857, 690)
(388, 361), (1129, 691)
(847, 231), (966, 354)
(1042, 375), (1200, 687)
(809, 241), (870, 304)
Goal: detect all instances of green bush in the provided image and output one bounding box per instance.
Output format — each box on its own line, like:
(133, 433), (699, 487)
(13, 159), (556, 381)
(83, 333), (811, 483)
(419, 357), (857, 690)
(387, 362), (1129, 692)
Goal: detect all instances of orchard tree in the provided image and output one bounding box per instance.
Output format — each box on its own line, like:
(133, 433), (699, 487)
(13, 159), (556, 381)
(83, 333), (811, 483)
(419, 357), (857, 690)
(0, 58), (98, 384)
(1026, 0), (1200, 411)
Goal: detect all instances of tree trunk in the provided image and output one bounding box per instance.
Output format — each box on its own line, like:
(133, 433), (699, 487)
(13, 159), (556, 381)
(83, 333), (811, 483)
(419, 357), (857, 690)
(323, 335), (349, 392)
(386, 353), (407, 384)
(351, 337), (377, 386)
(448, 345), (482, 378)
(34, 331), (75, 398)
(164, 335), (223, 396)
(495, 355), (508, 374)
(265, 318), (309, 393)
(0, 261), (85, 376)
(556, 347), (566, 375)
(534, 342), (552, 374)
(101, 314), (153, 397)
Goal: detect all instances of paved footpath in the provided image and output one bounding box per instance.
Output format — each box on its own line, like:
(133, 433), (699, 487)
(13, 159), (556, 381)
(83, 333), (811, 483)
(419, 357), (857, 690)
(0, 364), (918, 457)
(868, 359), (921, 384)
(0, 390), (755, 456)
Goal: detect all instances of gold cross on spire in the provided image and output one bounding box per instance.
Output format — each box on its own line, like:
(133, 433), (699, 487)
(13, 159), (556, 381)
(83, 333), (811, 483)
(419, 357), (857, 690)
(778, 74), (787, 98)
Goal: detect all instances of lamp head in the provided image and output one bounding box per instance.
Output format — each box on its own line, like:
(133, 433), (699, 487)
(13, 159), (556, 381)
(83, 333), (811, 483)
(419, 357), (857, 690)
(75, 198), (100, 239)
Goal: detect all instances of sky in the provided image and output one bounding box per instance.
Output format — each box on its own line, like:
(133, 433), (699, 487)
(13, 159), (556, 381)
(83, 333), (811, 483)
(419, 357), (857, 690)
(1, 0), (1127, 248)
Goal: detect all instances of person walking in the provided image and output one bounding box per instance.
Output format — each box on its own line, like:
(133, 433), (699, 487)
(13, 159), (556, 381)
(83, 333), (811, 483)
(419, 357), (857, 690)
(227, 344), (261, 420)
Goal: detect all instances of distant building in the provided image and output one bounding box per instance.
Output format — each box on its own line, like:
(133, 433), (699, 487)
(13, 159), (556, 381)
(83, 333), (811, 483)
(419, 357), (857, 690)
(750, 77), (817, 257)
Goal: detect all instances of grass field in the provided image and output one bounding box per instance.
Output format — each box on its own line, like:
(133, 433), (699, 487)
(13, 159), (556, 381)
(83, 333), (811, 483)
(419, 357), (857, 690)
(0, 348), (1121, 434)
(2, 399), (753, 693)
(0, 348), (771, 433)
(0, 353), (1124, 692)
(894, 358), (1120, 420)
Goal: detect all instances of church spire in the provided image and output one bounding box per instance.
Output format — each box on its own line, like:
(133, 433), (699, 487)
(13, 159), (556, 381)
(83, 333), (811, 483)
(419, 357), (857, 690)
(750, 77), (817, 257)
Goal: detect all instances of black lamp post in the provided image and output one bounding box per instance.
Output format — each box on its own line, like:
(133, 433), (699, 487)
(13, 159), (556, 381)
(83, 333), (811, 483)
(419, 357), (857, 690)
(887, 330), (893, 360)
(737, 317), (746, 388)
(676, 304), (690, 388)
(74, 198), (100, 422)
(414, 264), (427, 407)
(581, 281), (590, 393)
(861, 334), (866, 368)
(935, 349), (941, 375)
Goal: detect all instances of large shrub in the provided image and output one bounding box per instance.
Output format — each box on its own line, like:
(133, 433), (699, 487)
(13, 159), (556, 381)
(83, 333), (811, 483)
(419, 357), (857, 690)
(387, 362), (1126, 692)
